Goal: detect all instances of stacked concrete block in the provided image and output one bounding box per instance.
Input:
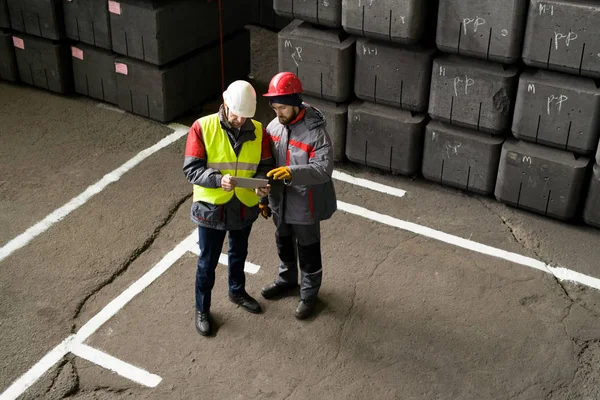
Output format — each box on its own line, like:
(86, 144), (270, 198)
(354, 38), (435, 112)
(436, 0), (529, 63)
(275, 0), (342, 28)
(278, 19), (355, 102)
(522, 0), (600, 79)
(63, 0), (112, 50)
(115, 29), (251, 122)
(422, 121), (504, 195)
(6, 0), (65, 40)
(583, 145), (600, 227)
(0, 29), (18, 81)
(512, 69), (600, 155)
(495, 139), (590, 221)
(303, 95), (348, 162)
(71, 43), (117, 104)
(342, 0), (427, 45)
(346, 100), (427, 176)
(428, 55), (519, 134)
(0, 0), (9, 29)
(251, 0), (292, 30)
(109, 0), (247, 66)
(425, 0), (528, 196)
(11, 33), (72, 93)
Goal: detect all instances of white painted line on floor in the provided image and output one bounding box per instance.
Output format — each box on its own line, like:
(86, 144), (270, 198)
(71, 343), (162, 388)
(0, 335), (75, 400)
(187, 246), (261, 274)
(337, 201), (600, 290)
(332, 170), (406, 198)
(75, 232), (196, 343)
(0, 125), (190, 264)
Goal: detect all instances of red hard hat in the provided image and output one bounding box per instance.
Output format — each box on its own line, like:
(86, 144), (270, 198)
(263, 72), (303, 97)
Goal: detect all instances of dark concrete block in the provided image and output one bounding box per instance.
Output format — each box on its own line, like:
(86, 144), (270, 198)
(495, 139), (590, 221)
(522, 0), (600, 79)
(71, 43), (117, 104)
(115, 29), (250, 122)
(250, 0), (292, 30)
(354, 37), (435, 112)
(512, 69), (600, 155)
(436, 0), (529, 64)
(346, 100), (426, 176)
(12, 33), (72, 93)
(63, 0), (112, 50)
(7, 0), (64, 40)
(342, 0), (427, 45)
(583, 163), (600, 228)
(302, 95), (348, 162)
(1, 0), (9, 29)
(422, 120), (504, 195)
(110, 0), (247, 66)
(428, 55), (519, 134)
(0, 30), (18, 81)
(274, 0), (341, 28)
(278, 19), (355, 102)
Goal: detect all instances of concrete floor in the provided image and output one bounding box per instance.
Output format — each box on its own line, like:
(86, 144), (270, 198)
(2, 26), (600, 400)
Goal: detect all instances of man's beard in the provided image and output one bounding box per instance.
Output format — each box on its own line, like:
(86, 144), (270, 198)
(278, 113), (296, 125)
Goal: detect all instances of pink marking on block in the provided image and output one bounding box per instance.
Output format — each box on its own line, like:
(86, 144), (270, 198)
(115, 63), (128, 75)
(13, 37), (24, 49)
(108, 1), (121, 15)
(71, 47), (84, 60)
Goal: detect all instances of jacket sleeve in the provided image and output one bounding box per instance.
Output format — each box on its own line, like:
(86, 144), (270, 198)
(255, 128), (274, 179)
(183, 121), (222, 188)
(288, 126), (334, 186)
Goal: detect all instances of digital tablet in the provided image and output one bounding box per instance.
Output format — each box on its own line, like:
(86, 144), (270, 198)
(231, 177), (269, 189)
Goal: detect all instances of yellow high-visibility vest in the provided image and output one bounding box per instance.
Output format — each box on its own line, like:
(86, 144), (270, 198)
(193, 114), (263, 207)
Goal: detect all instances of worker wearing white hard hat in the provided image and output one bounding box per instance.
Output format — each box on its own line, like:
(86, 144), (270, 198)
(183, 80), (274, 337)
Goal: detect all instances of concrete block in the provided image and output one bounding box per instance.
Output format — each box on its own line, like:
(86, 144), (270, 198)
(0, 30), (18, 81)
(63, 0), (112, 50)
(583, 163), (600, 228)
(422, 120), (504, 195)
(302, 95), (348, 162)
(115, 29), (250, 122)
(522, 0), (600, 79)
(274, 0), (342, 28)
(354, 37), (435, 112)
(110, 0), (247, 66)
(250, 0), (292, 30)
(279, 19), (355, 102)
(7, 0), (64, 40)
(12, 33), (72, 93)
(346, 100), (426, 176)
(71, 43), (117, 104)
(495, 139), (590, 221)
(512, 69), (600, 155)
(428, 54), (519, 134)
(436, 0), (528, 64)
(342, 0), (427, 45)
(1, 0), (10, 29)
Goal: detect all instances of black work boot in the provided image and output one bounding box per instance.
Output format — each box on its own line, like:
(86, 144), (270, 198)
(195, 311), (211, 336)
(261, 282), (298, 299)
(229, 291), (262, 314)
(295, 299), (317, 320)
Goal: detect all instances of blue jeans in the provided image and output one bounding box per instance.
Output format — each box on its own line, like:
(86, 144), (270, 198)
(196, 224), (252, 313)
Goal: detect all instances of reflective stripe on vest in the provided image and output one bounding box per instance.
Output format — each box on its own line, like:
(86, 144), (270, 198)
(193, 114), (263, 207)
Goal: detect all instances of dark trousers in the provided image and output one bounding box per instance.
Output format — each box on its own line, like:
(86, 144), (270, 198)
(273, 215), (322, 301)
(196, 224), (252, 313)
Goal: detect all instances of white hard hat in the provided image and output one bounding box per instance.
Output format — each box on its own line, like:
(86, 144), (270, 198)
(223, 80), (257, 118)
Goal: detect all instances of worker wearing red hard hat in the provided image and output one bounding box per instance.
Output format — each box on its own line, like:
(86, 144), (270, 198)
(259, 72), (337, 319)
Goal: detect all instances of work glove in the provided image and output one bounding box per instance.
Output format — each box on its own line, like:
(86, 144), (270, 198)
(267, 166), (292, 181)
(259, 203), (272, 219)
